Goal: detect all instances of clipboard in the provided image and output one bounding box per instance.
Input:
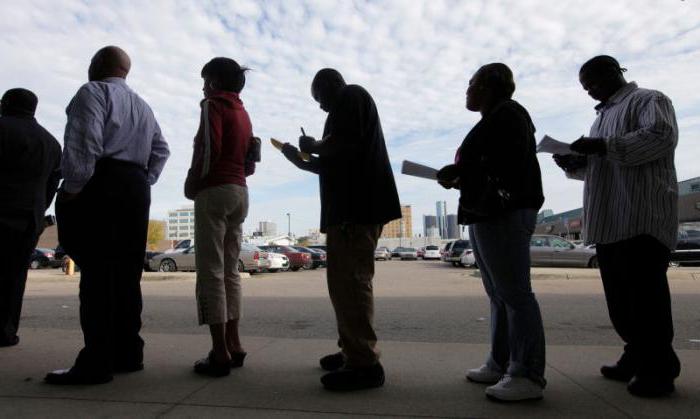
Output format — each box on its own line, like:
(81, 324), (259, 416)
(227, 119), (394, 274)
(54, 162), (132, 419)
(271, 138), (311, 162)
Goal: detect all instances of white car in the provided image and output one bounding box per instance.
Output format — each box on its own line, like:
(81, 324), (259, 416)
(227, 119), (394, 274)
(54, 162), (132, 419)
(266, 252), (290, 272)
(422, 245), (441, 260)
(460, 249), (477, 267)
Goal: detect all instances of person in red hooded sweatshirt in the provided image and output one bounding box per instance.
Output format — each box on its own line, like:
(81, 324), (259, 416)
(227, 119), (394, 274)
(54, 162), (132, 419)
(184, 57), (259, 377)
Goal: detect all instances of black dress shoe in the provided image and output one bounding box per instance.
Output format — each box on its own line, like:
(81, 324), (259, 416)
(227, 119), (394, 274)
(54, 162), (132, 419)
(44, 368), (113, 385)
(321, 362), (385, 391)
(320, 352), (345, 371)
(0, 335), (19, 347)
(601, 363), (635, 382)
(230, 351), (246, 369)
(194, 352), (230, 377)
(627, 376), (675, 397)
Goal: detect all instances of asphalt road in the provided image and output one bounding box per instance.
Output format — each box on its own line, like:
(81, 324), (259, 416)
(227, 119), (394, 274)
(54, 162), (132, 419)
(21, 261), (700, 349)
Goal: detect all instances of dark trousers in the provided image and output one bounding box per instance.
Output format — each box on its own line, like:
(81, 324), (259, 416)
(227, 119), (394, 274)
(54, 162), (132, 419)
(596, 235), (681, 380)
(56, 159), (150, 376)
(0, 224), (36, 344)
(326, 224), (382, 368)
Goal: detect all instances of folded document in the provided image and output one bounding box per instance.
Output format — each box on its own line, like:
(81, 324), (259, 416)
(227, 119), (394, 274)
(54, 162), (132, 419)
(401, 160), (438, 180)
(536, 135), (578, 155)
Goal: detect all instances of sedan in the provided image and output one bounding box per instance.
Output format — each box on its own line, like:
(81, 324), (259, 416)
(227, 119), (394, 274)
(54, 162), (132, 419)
(530, 235), (598, 268)
(422, 245), (441, 260)
(266, 252), (290, 272)
(374, 247), (392, 260)
(150, 244), (271, 273)
(670, 230), (700, 266)
(29, 248), (62, 269)
(292, 246), (327, 269)
(397, 247), (418, 260)
(258, 245), (312, 271)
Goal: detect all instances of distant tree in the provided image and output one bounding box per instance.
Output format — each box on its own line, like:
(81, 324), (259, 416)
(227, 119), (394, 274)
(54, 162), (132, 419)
(296, 236), (311, 247)
(147, 220), (166, 250)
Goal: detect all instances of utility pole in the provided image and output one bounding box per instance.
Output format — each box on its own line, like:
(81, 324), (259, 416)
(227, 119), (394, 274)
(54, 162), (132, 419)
(286, 212), (291, 237)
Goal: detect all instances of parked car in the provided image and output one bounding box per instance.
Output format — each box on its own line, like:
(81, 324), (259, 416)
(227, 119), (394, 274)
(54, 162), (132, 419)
(670, 230), (700, 266)
(391, 247), (403, 258)
(374, 247), (392, 260)
(144, 251), (162, 272)
(29, 248), (62, 269)
(397, 247), (418, 260)
(459, 249), (477, 267)
(292, 246), (327, 269)
(266, 252), (290, 272)
(416, 247), (425, 258)
(530, 235), (598, 267)
(258, 245), (312, 271)
(307, 245), (327, 252)
(163, 239), (193, 254)
(443, 240), (472, 266)
(150, 244), (271, 273)
(422, 245), (441, 260)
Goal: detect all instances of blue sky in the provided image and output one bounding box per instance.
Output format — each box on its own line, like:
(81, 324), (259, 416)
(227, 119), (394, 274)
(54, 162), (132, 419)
(2, 0), (699, 236)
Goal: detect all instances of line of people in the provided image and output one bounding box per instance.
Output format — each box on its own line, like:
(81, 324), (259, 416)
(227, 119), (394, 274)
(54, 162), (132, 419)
(0, 46), (680, 401)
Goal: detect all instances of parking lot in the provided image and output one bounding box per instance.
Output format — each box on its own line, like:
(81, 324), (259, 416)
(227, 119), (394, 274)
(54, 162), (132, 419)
(23, 260), (700, 349)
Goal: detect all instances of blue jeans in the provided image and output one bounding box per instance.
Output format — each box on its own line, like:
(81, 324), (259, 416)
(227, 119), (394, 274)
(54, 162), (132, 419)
(469, 208), (546, 386)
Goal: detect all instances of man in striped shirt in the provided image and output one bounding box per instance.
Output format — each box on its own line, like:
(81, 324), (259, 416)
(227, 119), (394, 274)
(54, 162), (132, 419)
(554, 55), (680, 398)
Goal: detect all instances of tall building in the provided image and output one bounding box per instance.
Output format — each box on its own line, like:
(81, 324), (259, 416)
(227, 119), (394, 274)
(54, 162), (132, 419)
(381, 205), (413, 238)
(167, 207), (195, 240)
(436, 201), (447, 238)
(423, 215), (437, 237)
(258, 221), (277, 237)
(446, 214), (460, 239)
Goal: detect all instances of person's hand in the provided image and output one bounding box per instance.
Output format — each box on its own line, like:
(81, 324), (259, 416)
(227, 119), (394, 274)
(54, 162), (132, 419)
(570, 136), (606, 155)
(553, 154), (588, 172)
(437, 164), (460, 189)
(298, 135), (316, 154)
(282, 143), (301, 161)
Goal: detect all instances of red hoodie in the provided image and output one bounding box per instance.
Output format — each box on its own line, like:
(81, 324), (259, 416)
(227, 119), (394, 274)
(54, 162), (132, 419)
(190, 91), (254, 189)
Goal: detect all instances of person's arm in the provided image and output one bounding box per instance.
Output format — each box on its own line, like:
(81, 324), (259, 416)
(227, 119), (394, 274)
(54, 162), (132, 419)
(604, 93), (677, 166)
(553, 154), (587, 181)
(190, 100), (223, 180)
(147, 120), (170, 185)
(45, 146), (62, 209)
(61, 84), (106, 194)
(282, 143), (320, 174)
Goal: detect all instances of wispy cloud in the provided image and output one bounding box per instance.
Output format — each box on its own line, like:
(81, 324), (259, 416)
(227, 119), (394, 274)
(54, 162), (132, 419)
(1, 0), (698, 235)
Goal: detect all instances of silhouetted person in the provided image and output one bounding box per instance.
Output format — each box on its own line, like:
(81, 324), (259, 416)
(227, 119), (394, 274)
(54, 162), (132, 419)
(184, 57), (257, 377)
(0, 88), (61, 347)
(281, 68), (401, 391)
(554, 55), (680, 397)
(438, 63), (546, 401)
(45, 46), (170, 385)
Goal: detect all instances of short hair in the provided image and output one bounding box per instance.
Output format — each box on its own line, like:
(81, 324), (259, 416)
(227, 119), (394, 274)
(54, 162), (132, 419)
(312, 68), (345, 87)
(580, 55), (627, 76)
(201, 57), (249, 93)
(1, 88), (38, 116)
(477, 63), (516, 100)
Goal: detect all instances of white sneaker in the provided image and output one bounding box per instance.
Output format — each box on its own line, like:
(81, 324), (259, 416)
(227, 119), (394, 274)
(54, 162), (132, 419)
(485, 375), (543, 401)
(466, 364), (502, 384)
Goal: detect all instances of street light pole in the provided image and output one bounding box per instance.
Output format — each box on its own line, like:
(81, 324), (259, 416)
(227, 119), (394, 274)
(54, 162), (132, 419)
(286, 212), (291, 237)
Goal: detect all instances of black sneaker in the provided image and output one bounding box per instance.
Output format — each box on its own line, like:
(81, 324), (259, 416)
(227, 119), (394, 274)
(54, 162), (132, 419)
(320, 352), (345, 371)
(600, 363), (635, 382)
(627, 376), (675, 397)
(321, 363), (385, 391)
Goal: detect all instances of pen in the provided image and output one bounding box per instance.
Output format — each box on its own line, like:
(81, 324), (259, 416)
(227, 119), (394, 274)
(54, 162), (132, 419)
(300, 127), (306, 136)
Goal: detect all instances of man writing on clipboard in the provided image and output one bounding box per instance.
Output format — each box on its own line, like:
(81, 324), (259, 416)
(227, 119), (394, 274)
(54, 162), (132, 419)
(280, 68), (401, 391)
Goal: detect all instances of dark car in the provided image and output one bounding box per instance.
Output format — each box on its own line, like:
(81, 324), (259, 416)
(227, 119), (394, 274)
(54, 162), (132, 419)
(307, 245), (327, 252)
(443, 240), (472, 266)
(293, 246), (327, 269)
(671, 230), (700, 266)
(259, 245), (312, 271)
(144, 251), (162, 272)
(29, 248), (62, 269)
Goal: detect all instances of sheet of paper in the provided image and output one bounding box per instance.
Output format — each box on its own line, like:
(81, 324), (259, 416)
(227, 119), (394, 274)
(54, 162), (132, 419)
(401, 160), (439, 180)
(270, 138), (311, 161)
(536, 135), (578, 155)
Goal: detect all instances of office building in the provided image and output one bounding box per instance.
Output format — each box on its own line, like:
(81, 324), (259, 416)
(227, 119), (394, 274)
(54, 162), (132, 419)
(446, 214), (460, 239)
(167, 207), (195, 240)
(423, 215), (437, 237)
(436, 201), (447, 238)
(381, 205), (413, 239)
(258, 221), (277, 237)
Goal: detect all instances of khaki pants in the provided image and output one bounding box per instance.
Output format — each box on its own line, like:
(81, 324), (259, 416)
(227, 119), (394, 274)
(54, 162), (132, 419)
(194, 184), (248, 325)
(326, 223), (382, 368)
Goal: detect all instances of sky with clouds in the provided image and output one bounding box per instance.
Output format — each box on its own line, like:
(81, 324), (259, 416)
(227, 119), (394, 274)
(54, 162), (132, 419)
(2, 0), (698, 237)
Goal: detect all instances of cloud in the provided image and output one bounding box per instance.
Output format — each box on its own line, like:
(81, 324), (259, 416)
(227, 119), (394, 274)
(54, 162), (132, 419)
(1, 0), (698, 235)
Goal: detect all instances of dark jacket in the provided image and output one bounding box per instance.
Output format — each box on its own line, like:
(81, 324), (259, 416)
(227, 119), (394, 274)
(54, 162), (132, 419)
(291, 84), (401, 232)
(456, 99), (544, 225)
(0, 114), (62, 236)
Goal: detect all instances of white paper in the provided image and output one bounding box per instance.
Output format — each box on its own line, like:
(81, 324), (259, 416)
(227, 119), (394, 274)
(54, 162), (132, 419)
(536, 135), (578, 155)
(401, 160), (439, 180)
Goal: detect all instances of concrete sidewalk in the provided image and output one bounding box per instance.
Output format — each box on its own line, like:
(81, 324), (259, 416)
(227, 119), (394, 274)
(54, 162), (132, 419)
(1, 329), (698, 418)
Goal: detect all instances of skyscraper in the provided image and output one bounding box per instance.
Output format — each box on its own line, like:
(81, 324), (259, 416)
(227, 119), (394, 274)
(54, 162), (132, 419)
(258, 221), (277, 237)
(381, 205), (413, 238)
(446, 214), (460, 239)
(423, 215), (437, 237)
(436, 201), (447, 238)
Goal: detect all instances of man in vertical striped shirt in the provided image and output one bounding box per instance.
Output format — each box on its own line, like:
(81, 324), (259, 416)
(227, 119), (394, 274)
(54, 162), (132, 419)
(554, 55), (680, 398)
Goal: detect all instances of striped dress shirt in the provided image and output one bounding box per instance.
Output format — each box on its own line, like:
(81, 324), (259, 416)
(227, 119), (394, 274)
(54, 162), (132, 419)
(568, 82), (679, 249)
(62, 77), (170, 193)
